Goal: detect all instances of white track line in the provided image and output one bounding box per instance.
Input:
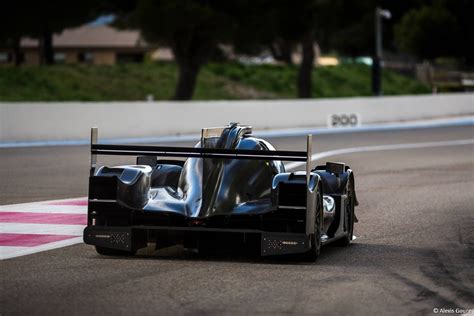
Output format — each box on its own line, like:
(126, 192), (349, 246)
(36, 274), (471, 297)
(286, 138), (474, 170)
(0, 223), (85, 235)
(0, 197), (87, 210)
(0, 204), (87, 214)
(0, 237), (83, 260)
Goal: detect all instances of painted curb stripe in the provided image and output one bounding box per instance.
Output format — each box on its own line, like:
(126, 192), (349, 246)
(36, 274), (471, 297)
(0, 198), (87, 258)
(0, 212), (87, 225)
(0, 205), (86, 214)
(46, 200), (88, 206)
(0, 233), (77, 247)
(0, 237), (83, 260)
(0, 198), (88, 213)
(0, 223), (85, 236)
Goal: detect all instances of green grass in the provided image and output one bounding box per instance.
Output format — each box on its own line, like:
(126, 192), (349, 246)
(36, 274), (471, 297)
(0, 62), (429, 101)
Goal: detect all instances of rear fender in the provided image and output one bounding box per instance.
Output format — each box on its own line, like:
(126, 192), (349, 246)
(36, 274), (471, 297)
(89, 165), (152, 209)
(313, 163), (358, 206)
(272, 172), (321, 235)
(313, 162), (358, 237)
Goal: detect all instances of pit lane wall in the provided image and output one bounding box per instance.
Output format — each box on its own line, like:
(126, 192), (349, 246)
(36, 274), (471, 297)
(1, 93), (473, 143)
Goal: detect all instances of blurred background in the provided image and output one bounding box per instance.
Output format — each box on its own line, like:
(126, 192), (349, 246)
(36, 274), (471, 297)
(0, 0), (472, 101)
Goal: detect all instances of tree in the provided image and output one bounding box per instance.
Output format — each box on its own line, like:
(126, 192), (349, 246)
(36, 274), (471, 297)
(314, 0), (433, 57)
(446, 0), (474, 66)
(395, 0), (473, 65)
(263, 0), (320, 98)
(313, 0), (373, 57)
(222, 0), (321, 98)
(2, 1), (104, 65)
(269, 39), (295, 65)
(281, 0), (319, 98)
(125, 0), (238, 100)
(0, 2), (29, 65)
(394, 3), (459, 60)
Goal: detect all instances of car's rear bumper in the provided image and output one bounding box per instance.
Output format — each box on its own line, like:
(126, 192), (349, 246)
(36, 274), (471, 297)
(83, 225), (311, 256)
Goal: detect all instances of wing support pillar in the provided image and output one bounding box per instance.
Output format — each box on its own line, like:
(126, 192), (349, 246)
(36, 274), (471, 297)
(90, 127), (98, 176)
(305, 134), (316, 237)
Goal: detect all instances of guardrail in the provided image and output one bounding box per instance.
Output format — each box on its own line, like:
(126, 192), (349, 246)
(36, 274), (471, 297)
(0, 93), (472, 143)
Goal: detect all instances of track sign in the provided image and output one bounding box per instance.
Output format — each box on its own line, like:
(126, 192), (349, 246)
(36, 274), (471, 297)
(328, 114), (360, 128)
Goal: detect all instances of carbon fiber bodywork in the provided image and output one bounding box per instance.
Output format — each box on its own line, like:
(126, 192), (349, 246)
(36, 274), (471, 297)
(84, 123), (357, 260)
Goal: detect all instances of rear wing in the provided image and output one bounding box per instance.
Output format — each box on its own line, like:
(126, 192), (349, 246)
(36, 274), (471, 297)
(90, 127), (312, 171)
(89, 127), (315, 235)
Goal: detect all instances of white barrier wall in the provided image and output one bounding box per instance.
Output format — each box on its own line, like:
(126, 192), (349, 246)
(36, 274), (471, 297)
(1, 93), (473, 142)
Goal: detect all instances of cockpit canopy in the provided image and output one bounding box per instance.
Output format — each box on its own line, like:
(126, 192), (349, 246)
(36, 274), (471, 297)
(175, 122), (284, 217)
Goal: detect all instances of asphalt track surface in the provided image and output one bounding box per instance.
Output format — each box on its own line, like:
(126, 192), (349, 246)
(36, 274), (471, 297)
(1, 125), (473, 315)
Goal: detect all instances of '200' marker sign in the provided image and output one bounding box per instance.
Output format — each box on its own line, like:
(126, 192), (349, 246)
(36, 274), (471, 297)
(329, 114), (360, 128)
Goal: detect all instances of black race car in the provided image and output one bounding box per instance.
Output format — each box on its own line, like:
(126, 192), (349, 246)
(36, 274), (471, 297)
(84, 123), (358, 261)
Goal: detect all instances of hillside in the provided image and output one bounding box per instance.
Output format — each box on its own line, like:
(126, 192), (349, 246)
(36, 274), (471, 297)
(0, 62), (430, 101)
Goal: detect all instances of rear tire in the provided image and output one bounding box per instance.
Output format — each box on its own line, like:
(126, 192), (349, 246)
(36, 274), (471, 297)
(334, 180), (355, 247)
(303, 187), (323, 262)
(95, 246), (136, 256)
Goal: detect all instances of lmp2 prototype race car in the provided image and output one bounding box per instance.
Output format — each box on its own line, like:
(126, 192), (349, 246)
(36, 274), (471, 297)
(84, 123), (358, 261)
